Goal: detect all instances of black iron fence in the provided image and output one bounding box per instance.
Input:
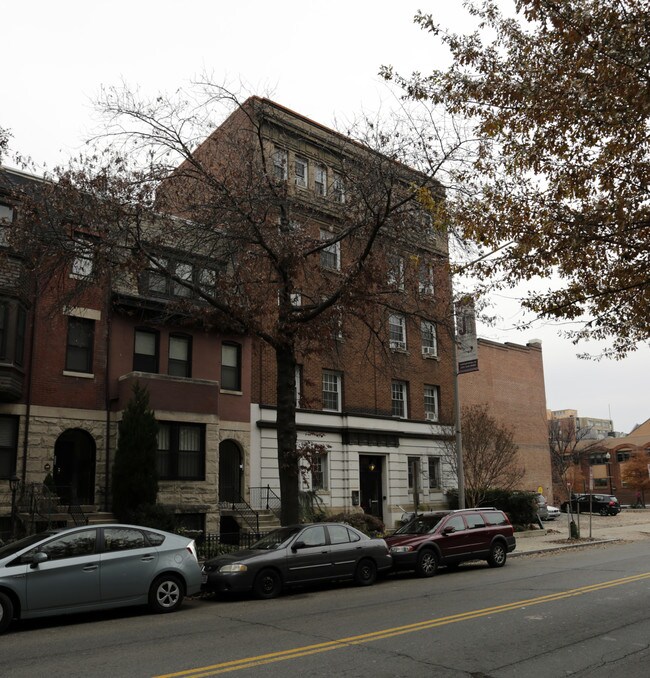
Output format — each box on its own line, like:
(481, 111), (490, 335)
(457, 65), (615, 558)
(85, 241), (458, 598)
(195, 531), (269, 561)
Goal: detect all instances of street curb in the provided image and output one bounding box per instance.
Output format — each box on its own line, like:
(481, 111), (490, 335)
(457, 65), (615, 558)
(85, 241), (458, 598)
(511, 537), (621, 557)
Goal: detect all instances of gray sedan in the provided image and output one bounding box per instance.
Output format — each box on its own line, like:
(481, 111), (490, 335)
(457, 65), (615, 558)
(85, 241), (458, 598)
(0, 524), (202, 634)
(202, 523), (392, 598)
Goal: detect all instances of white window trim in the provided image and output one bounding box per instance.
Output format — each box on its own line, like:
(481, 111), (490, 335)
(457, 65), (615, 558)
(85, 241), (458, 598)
(424, 384), (439, 422)
(322, 370), (342, 412)
(421, 320), (438, 358)
(389, 314), (407, 351)
(391, 380), (408, 419)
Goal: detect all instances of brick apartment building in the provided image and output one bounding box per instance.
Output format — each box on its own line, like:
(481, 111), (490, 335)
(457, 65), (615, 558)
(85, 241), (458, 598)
(166, 98), (457, 528)
(458, 338), (554, 502)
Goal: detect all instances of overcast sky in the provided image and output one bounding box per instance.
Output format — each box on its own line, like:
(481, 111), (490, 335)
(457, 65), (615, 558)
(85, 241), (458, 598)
(3, 1), (648, 434)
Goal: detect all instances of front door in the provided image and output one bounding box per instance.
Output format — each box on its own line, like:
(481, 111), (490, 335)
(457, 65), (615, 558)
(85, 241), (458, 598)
(53, 429), (96, 505)
(219, 440), (242, 503)
(359, 455), (383, 520)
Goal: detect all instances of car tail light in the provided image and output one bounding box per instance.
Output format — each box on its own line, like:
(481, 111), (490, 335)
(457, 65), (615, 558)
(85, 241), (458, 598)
(186, 540), (198, 561)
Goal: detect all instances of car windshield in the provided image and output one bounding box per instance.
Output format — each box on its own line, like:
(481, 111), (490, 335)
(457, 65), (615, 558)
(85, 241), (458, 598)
(395, 515), (445, 535)
(250, 526), (302, 550)
(0, 531), (56, 560)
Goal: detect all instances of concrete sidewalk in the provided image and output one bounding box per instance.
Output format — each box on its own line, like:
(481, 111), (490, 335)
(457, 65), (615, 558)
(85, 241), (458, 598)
(512, 509), (650, 556)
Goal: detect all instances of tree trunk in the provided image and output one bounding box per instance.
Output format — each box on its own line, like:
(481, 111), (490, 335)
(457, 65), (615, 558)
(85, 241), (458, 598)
(275, 343), (300, 525)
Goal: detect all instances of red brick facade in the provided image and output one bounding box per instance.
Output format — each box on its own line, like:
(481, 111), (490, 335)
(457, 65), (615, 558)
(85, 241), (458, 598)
(458, 338), (553, 502)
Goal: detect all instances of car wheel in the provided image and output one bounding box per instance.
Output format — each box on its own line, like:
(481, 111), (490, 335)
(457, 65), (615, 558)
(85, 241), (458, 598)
(254, 569), (282, 599)
(599, 507), (608, 516)
(487, 542), (507, 568)
(149, 575), (185, 613)
(415, 549), (438, 577)
(354, 559), (377, 586)
(0, 591), (14, 635)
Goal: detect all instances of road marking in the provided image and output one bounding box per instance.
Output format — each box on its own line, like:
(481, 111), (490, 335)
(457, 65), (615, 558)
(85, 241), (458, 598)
(154, 572), (650, 677)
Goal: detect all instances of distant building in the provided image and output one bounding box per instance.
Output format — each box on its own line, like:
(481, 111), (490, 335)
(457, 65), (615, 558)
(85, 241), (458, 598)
(458, 338), (553, 502)
(549, 409), (615, 440)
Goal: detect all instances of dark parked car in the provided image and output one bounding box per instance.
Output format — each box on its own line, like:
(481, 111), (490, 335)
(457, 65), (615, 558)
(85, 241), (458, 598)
(560, 494), (621, 516)
(385, 508), (516, 577)
(201, 523), (392, 598)
(0, 524), (202, 635)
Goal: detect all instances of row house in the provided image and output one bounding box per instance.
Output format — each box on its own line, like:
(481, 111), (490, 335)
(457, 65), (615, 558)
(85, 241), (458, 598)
(0, 167), (251, 537)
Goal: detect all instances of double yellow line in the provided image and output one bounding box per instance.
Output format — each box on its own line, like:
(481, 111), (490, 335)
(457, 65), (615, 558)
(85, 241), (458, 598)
(155, 572), (650, 677)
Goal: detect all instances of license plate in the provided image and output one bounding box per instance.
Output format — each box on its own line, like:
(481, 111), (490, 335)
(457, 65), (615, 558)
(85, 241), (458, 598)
(201, 574), (208, 584)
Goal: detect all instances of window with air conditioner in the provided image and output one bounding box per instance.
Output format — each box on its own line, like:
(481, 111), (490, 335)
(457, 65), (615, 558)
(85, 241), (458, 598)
(389, 314), (406, 351)
(424, 385), (439, 422)
(421, 320), (437, 357)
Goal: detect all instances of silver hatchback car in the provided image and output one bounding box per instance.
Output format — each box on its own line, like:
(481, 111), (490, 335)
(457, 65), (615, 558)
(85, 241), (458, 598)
(0, 524), (202, 635)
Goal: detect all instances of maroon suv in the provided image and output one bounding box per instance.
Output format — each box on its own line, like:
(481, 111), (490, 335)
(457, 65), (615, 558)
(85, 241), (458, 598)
(385, 508), (516, 577)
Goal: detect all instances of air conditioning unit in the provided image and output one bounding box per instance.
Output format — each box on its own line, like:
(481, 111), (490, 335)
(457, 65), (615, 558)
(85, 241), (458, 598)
(422, 346), (437, 356)
(425, 412), (438, 421)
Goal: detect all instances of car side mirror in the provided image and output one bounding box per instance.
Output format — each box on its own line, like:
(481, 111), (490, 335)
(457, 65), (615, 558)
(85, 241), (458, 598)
(442, 526), (456, 535)
(291, 541), (306, 552)
(29, 551), (49, 569)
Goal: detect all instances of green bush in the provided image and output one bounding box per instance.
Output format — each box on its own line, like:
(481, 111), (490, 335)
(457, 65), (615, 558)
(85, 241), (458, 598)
(125, 503), (176, 532)
(328, 512), (385, 536)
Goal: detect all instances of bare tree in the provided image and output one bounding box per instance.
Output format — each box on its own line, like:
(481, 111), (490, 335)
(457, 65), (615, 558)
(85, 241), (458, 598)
(444, 404), (523, 507)
(10, 85), (473, 525)
(548, 418), (596, 500)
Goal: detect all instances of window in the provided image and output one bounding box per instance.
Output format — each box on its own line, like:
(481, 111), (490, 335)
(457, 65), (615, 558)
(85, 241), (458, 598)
(300, 526), (327, 547)
(71, 235), (95, 279)
(421, 320), (438, 357)
(314, 165), (327, 196)
(418, 260), (434, 295)
(320, 229), (340, 270)
(294, 156), (308, 187)
(0, 302), (7, 359)
(295, 364), (303, 408)
(221, 342), (242, 391)
(389, 314), (406, 351)
(15, 307), (26, 366)
(133, 329), (159, 373)
(322, 371), (342, 411)
(408, 457), (420, 490)
(424, 385), (440, 422)
(332, 172), (345, 203)
(328, 524), (351, 544)
(0, 203), (13, 247)
(65, 317), (94, 373)
(103, 527), (146, 552)
(311, 453), (328, 490)
(465, 513), (486, 529)
(445, 515), (466, 532)
(30, 529), (97, 561)
(428, 457), (441, 489)
(617, 451), (631, 462)
(272, 148), (288, 180)
(157, 422), (205, 480)
(198, 267), (216, 296)
(387, 255), (405, 290)
(168, 334), (192, 378)
(392, 380), (408, 418)
(0, 415), (18, 479)
(147, 256), (169, 296)
(172, 262), (193, 298)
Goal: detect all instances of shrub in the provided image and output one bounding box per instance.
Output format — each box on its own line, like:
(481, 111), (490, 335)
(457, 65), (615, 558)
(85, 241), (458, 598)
(445, 488), (536, 527)
(328, 512), (385, 536)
